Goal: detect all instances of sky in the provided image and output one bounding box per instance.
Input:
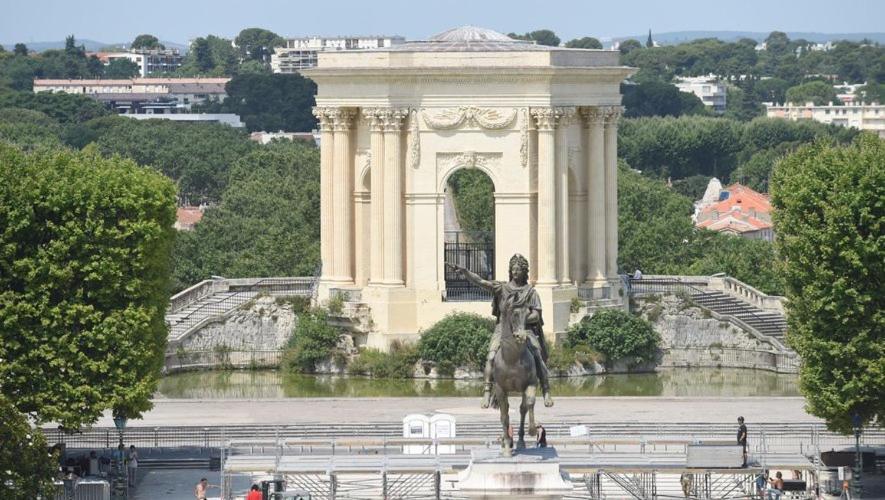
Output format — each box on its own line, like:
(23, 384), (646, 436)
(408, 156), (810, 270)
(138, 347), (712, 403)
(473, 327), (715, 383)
(2, 0), (884, 45)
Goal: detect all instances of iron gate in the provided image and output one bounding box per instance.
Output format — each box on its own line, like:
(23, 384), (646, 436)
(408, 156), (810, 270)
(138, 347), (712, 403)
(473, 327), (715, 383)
(443, 240), (494, 301)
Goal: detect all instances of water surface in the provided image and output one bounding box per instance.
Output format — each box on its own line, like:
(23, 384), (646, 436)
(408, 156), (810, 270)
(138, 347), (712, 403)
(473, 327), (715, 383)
(156, 368), (800, 399)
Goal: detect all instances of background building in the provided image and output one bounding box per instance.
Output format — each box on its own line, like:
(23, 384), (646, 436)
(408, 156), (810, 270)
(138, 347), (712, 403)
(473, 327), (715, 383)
(765, 101), (885, 138)
(695, 180), (774, 241)
(34, 78), (229, 114)
(271, 35), (405, 73)
(91, 48), (183, 76)
(675, 75), (727, 113)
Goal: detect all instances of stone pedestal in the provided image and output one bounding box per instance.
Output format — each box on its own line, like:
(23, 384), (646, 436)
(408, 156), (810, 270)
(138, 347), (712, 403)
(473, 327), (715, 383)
(457, 447), (573, 497)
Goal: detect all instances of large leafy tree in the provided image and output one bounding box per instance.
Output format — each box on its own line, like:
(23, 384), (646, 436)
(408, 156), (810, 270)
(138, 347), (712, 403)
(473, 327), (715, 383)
(770, 134), (884, 433)
(508, 29), (560, 47)
(235, 27), (284, 62)
(448, 169), (495, 244)
(785, 80), (839, 105)
(172, 140), (320, 289)
(621, 81), (707, 119)
(565, 37), (603, 49)
(104, 57), (140, 78)
(0, 396), (57, 497)
(0, 144), (177, 429)
(0, 89), (108, 124)
(178, 35), (239, 76)
(89, 116), (256, 201)
(200, 72), (317, 132)
(131, 34), (164, 50)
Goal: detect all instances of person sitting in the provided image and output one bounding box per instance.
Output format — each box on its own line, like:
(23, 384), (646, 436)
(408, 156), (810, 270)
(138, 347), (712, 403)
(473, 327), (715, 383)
(536, 424), (547, 448)
(246, 484), (263, 500)
(767, 471), (784, 499)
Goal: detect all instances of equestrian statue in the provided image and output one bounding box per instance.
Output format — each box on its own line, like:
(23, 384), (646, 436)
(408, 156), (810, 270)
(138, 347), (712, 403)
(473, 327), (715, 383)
(446, 254), (553, 455)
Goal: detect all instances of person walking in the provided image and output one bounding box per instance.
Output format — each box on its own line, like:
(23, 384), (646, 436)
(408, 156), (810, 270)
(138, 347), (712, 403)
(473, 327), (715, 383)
(737, 416), (748, 467)
(127, 445), (138, 487)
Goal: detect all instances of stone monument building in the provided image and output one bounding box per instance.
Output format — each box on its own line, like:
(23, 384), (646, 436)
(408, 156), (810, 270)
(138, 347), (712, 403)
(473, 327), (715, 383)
(305, 26), (634, 349)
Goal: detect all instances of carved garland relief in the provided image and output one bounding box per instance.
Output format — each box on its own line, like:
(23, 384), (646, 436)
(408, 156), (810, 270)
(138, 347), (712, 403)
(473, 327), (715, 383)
(421, 106), (517, 130)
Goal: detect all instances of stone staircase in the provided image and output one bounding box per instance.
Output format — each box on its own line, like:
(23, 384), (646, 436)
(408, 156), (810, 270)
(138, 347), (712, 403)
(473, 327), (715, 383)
(689, 291), (788, 342)
(165, 277), (316, 345)
(628, 275), (790, 351)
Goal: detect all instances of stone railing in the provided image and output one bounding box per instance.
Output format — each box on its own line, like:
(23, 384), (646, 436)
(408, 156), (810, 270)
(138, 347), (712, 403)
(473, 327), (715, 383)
(169, 279), (217, 314)
(661, 346), (799, 374)
(709, 276), (787, 314)
(164, 349), (282, 374)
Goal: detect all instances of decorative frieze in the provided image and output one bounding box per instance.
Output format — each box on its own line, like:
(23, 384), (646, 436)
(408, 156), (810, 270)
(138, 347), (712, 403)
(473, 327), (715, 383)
(422, 106), (517, 130)
(437, 151), (502, 171)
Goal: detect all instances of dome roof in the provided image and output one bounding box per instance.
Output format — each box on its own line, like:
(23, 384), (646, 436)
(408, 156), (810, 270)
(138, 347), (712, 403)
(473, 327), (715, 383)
(429, 26), (515, 42)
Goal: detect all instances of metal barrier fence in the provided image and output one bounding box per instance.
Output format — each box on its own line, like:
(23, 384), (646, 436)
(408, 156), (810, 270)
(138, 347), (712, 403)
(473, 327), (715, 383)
(45, 422), (883, 454)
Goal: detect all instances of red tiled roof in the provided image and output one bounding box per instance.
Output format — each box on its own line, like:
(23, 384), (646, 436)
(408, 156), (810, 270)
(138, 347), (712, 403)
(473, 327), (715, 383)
(176, 207), (204, 227)
(695, 183), (773, 234)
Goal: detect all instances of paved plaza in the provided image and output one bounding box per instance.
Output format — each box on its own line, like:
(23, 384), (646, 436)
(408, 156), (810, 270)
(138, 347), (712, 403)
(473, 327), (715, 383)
(94, 396), (818, 427)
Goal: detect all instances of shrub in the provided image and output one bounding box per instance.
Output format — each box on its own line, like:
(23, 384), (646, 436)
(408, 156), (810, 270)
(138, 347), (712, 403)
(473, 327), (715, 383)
(417, 313), (495, 372)
(275, 295), (311, 313)
(348, 341), (420, 379)
(326, 292), (345, 315)
(547, 344), (602, 375)
(566, 309), (660, 365)
(283, 308), (341, 373)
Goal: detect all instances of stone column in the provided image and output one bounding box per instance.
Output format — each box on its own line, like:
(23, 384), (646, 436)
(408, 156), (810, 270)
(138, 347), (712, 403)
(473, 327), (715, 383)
(331, 107), (356, 284)
(581, 106), (606, 284)
(556, 107), (576, 285)
(604, 106), (622, 278)
(381, 108), (408, 285)
(531, 107), (559, 285)
(366, 109), (385, 284)
(312, 107), (335, 280)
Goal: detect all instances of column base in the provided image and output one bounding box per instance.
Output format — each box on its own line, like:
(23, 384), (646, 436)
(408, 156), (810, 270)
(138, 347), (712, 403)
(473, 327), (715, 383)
(363, 285), (418, 349)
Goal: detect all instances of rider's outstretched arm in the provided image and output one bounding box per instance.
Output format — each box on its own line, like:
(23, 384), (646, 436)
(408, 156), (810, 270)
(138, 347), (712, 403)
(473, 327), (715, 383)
(446, 262), (495, 291)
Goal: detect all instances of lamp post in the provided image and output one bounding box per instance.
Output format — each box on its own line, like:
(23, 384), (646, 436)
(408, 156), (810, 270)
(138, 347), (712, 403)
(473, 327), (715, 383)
(113, 413), (128, 447)
(852, 412), (862, 498)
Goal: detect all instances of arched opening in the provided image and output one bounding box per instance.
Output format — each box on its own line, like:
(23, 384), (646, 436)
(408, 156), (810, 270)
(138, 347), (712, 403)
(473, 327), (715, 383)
(443, 168), (495, 300)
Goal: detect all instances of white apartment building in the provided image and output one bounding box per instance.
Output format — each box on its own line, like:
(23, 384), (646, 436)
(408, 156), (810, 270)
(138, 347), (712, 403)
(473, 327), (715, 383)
(271, 35), (405, 73)
(93, 49), (183, 77)
(765, 101), (885, 138)
(675, 74), (728, 113)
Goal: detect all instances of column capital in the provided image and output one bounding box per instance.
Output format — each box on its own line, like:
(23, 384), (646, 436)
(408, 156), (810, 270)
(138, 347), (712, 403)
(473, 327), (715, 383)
(362, 108), (387, 132)
(555, 106), (578, 127)
(579, 106), (606, 127)
(380, 108), (409, 132)
(530, 107), (559, 131)
(604, 106), (624, 124)
(329, 107), (357, 131)
(313, 106), (335, 132)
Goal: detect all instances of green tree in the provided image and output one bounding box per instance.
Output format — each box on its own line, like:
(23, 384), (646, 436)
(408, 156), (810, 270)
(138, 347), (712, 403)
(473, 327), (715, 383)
(621, 81), (707, 119)
(171, 140), (320, 289)
(200, 72), (317, 132)
(854, 82), (885, 103)
(670, 174), (711, 200)
(646, 30), (654, 48)
(754, 77), (791, 104)
(13, 43), (28, 56)
(685, 232), (783, 295)
(567, 309), (660, 365)
(785, 80), (839, 105)
(0, 396), (57, 498)
(89, 116), (255, 201)
(508, 29), (560, 47)
(618, 39), (642, 55)
(235, 27), (284, 62)
(565, 37), (602, 49)
(770, 135), (884, 433)
(180, 35), (239, 76)
(417, 313), (494, 372)
(0, 107), (63, 149)
(448, 169), (494, 244)
(104, 57), (140, 78)
(283, 308), (341, 372)
(0, 89), (109, 123)
(0, 144), (176, 429)
(131, 34), (164, 50)
(764, 31), (791, 56)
